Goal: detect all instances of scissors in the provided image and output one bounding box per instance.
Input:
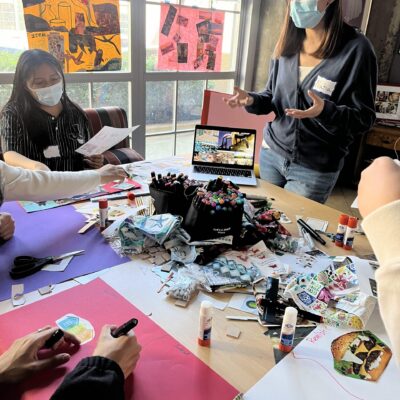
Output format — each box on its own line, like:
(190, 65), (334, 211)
(10, 250), (85, 279)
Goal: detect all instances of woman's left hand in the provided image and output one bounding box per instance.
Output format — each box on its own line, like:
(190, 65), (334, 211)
(285, 90), (325, 119)
(84, 154), (105, 169)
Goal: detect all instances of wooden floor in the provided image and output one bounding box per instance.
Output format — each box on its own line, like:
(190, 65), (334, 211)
(325, 185), (361, 218)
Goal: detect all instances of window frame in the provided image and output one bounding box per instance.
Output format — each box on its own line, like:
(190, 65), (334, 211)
(0, 0), (261, 158)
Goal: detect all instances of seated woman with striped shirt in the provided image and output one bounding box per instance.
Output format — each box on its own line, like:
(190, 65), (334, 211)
(0, 49), (103, 172)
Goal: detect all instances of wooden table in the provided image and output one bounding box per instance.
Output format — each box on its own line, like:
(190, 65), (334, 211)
(0, 179), (373, 394)
(101, 179), (373, 393)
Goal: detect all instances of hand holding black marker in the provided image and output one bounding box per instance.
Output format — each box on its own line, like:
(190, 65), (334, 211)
(111, 318), (139, 338)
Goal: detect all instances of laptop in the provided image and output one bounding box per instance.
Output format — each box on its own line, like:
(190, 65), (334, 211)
(190, 125), (257, 186)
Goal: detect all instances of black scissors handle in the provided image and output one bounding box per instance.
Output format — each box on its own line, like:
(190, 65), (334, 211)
(10, 256), (54, 279)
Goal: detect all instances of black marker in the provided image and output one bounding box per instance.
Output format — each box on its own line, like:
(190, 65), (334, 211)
(44, 329), (64, 348)
(297, 219), (326, 245)
(111, 318), (139, 338)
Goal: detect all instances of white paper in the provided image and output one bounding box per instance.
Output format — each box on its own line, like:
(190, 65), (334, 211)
(244, 324), (399, 400)
(75, 125), (139, 156)
(228, 293), (258, 316)
(306, 217), (329, 232)
(42, 256), (73, 272)
(351, 197), (359, 209)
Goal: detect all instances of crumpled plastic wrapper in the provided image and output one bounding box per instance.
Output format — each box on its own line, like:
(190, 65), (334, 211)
(284, 262), (376, 329)
(119, 213), (182, 254)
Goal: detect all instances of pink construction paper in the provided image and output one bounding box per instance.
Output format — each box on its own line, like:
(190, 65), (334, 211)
(158, 4), (224, 72)
(201, 90), (276, 163)
(0, 279), (239, 400)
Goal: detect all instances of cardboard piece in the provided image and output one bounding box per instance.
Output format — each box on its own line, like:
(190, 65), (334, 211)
(0, 279), (239, 400)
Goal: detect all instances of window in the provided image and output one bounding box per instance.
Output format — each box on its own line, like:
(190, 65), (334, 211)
(0, 0), (255, 159)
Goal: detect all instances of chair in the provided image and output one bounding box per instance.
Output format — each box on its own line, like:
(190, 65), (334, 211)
(84, 106), (144, 165)
(0, 106), (144, 165)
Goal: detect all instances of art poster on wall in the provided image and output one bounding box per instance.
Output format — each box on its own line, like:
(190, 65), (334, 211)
(158, 3), (225, 72)
(21, 0), (122, 72)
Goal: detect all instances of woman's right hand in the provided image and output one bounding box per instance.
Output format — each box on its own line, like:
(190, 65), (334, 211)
(92, 325), (141, 379)
(97, 164), (128, 184)
(223, 86), (254, 108)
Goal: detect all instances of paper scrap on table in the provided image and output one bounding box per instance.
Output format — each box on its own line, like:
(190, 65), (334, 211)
(306, 217), (329, 232)
(228, 293), (258, 316)
(75, 125), (139, 156)
(331, 330), (392, 382)
(197, 292), (228, 311)
(42, 256), (73, 272)
(56, 313), (95, 345)
(351, 196), (358, 208)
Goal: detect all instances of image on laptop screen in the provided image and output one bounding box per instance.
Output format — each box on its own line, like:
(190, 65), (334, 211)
(192, 126), (256, 168)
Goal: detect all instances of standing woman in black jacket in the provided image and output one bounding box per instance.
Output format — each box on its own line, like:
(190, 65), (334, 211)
(226, 0), (377, 203)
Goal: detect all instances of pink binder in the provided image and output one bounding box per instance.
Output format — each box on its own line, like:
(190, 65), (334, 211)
(201, 90), (275, 163)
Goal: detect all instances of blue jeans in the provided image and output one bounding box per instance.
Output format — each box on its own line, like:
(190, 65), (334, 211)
(259, 147), (340, 203)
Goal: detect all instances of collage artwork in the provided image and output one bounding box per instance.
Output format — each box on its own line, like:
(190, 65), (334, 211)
(22, 0), (122, 72)
(158, 3), (225, 72)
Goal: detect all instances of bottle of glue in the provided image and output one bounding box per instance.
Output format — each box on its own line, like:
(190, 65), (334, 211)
(279, 307), (298, 353)
(198, 300), (213, 347)
(99, 198), (108, 232)
(127, 192), (136, 207)
(343, 216), (358, 250)
(335, 214), (349, 247)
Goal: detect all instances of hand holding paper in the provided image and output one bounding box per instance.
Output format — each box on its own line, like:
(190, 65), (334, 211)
(76, 126), (139, 157)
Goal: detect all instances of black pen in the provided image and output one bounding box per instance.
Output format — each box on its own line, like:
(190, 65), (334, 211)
(297, 219), (326, 245)
(111, 318), (139, 338)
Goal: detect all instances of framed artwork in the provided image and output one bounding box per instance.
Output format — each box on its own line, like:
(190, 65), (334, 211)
(342, 0), (373, 33)
(375, 84), (400, 124)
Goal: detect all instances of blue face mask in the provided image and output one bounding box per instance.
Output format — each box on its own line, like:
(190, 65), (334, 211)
(290, 0), (326, 29)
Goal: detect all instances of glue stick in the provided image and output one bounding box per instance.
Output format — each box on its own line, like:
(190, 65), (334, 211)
(335, 214), (349, 247)
(99, 199), (108, 232)
(279, 307), (298, 353)
(127, 192), (136, 207)
(343, 217), (358, 250)
(198, 301), (213, 347)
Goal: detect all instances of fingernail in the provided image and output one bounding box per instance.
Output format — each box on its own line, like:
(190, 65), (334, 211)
(61, 353), (70, 361)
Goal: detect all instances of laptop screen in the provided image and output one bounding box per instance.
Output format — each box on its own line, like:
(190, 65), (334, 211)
(192, 125), (257, 169)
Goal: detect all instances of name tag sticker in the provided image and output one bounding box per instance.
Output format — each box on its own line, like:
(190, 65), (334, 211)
(313, 76), (337, 96)
(43, 145), (61, 159)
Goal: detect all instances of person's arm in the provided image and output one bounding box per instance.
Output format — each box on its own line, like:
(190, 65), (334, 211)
(51, 325), (141, 400)
(0, 106), (48, 170)
(3, 151), (50, 171)
(315, 41), (377, 137)
(50, 356), (125, 400)
(358, 157), (400, 364)
(1, 162), (127, 202)
(244, 59), (277, 116)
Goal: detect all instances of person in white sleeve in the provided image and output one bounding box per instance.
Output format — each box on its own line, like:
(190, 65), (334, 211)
(0, 160), (127, 241)
(358, 156), (400, 364)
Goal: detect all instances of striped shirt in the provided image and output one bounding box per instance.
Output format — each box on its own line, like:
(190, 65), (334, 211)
(0, 101), (90, 171)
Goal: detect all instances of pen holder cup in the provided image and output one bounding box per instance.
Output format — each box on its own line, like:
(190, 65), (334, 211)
(183, 201), (243, 241)
(149, 185), (198, 218)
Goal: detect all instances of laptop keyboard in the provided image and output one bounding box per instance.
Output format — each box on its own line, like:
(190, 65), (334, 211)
(194, 165), (252, 177)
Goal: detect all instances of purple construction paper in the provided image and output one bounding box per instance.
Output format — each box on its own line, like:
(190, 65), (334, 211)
(0, 202), (129, 302)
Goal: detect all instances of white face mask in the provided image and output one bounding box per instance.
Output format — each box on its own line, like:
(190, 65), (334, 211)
(31, 81), (63, 107)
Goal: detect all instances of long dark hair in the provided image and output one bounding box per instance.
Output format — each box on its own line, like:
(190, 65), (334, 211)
(3, 49), (83, 149)
(274, 0), (346, 59)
